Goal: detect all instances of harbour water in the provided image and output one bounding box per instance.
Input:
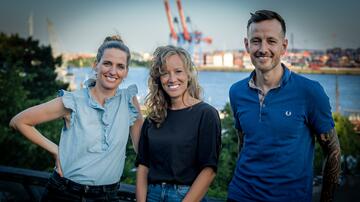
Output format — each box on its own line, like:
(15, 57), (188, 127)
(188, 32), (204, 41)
(69, 66), (360, 114)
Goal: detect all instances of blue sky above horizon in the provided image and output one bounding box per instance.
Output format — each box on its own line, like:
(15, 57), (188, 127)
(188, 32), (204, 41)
(1, 0), (359, 54)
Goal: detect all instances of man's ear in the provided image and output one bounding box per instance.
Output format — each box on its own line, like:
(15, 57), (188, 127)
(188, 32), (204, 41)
(282, 38), (288, 55)
(244, 38), (250, 53)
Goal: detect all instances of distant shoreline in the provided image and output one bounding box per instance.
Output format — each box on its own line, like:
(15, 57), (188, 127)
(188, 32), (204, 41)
(196, 66), (360, 75)
(68, 65), (360, 75)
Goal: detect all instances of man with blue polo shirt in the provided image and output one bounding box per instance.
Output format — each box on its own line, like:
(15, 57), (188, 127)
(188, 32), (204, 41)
(227, 10), (341, 202)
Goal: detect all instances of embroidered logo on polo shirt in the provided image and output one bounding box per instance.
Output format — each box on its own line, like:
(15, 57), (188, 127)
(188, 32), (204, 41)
(285, 111), (292, 116)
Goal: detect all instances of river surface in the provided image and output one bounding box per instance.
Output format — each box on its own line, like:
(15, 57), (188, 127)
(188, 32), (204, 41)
(69, 67), (360, 114)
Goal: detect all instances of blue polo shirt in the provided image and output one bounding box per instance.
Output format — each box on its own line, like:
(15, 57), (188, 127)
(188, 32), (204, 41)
(228, 65), (334, 201)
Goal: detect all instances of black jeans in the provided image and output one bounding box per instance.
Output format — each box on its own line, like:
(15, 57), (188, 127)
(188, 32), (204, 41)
(41, 171), (120, 202)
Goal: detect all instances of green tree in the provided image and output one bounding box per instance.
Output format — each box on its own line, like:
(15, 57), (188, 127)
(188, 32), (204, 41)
(0, 33), (68, 170)
(333, 113), (360, 156)
(121, 139), (137, 184)
(208, 103), (238, 199)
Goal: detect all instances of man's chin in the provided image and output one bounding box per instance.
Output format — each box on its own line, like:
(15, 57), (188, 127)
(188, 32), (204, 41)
(255, 63), (271, 70)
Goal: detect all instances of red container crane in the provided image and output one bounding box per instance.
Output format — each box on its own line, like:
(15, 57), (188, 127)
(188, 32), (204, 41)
(164, 0), (178, 41)
(163, 0), (212, 66)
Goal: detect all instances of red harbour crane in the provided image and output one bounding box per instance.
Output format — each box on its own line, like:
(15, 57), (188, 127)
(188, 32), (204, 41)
(163, 0), (212, 65)
(164, 0), (178, 41)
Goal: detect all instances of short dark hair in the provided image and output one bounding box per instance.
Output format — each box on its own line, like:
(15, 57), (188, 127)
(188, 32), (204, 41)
(247, 10), (286, 36)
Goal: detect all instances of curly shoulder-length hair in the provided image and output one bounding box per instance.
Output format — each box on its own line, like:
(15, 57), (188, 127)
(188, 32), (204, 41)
(145, 45), (202, 127)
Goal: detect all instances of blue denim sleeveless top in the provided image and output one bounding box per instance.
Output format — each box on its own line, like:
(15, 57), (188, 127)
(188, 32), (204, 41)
(58, 80), (138, 185)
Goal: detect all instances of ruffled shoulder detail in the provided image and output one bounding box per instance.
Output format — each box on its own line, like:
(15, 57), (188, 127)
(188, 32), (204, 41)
(83, 78), (96, 88)
(58, 89), (76, 112)
(58, 89), (77, 129)
(127, 84), (138, 97)
(126, 84), (139, 126)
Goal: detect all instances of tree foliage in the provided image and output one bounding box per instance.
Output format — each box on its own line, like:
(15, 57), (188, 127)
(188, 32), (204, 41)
(121, 139), (137, 184)
(0, 33), (68, 170)
(333, 113), (360, 156)
(208, 103), (238, 198)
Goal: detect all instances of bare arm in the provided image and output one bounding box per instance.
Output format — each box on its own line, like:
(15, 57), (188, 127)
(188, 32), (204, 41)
(136, 164), (149, 202)
(182, 167), (216, 202)
(9, 97), (69, 176)
(317, 128), (341, 202)
(130, 96), (144, 153)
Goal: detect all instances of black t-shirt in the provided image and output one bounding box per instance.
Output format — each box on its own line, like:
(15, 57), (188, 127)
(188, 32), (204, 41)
(136, 102), (221, 185)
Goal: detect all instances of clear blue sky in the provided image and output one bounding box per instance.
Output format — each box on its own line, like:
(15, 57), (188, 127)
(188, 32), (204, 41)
(1, 0), (359, 54)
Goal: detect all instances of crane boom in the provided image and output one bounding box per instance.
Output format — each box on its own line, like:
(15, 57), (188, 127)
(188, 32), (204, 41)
(164, 0), (178, 41)
(162, 0), (212, 66)
(176, 0), (191, 41)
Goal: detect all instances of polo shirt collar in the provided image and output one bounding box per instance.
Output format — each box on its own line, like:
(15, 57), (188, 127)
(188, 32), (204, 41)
(248, 63), (292, 89)
(280, 63), (291, 86)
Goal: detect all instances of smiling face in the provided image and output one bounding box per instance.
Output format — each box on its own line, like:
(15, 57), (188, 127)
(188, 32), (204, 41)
(160, 54), (190, 104)
(94, 48), (128, 91)
(245, 19), (288, 73)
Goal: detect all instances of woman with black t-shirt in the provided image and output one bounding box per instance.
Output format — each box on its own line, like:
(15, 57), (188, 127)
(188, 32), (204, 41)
(136, 45), (221, 202)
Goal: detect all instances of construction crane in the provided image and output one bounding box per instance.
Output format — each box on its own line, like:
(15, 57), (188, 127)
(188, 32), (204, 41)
(163, 0), (212, 66)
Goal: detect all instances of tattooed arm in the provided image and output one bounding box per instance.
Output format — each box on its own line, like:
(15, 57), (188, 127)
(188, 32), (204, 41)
(317, 128), (341, 202)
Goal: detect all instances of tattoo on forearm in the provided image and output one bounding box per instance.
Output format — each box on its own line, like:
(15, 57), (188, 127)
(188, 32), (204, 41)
(318, 128), (341, 202)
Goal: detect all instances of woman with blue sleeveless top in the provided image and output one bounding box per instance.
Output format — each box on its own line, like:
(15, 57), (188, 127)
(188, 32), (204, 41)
(10, 35), (143, 201)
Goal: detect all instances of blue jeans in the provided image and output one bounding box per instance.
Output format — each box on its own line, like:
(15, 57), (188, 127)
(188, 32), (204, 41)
(41, 171), (120, 201)
(147, 183), (207, 202)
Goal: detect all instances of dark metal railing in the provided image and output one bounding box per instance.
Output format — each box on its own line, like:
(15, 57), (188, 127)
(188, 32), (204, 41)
(0, 165), (135, 201)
